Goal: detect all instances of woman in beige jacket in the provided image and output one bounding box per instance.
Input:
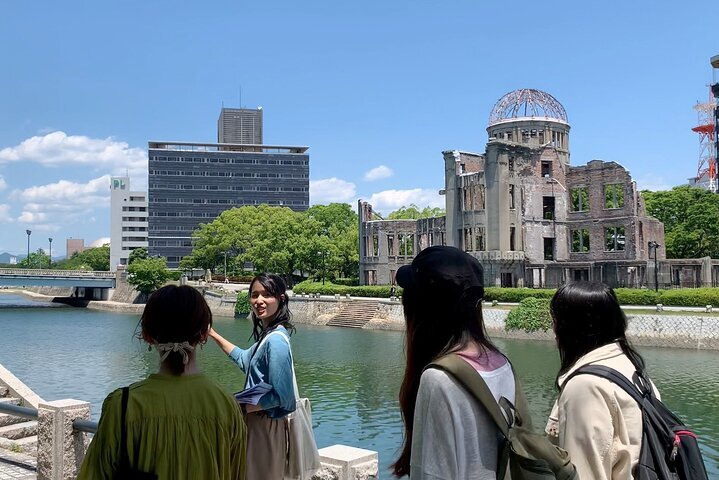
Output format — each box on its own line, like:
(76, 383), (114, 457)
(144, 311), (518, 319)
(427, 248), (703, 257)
(546, 281), (658, 480)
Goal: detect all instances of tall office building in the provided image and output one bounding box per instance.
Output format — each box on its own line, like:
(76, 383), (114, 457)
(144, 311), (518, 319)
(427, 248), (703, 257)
(147, 141), (309, 268)
(217, 107), (263, 144)
(110, 176), (149, 271)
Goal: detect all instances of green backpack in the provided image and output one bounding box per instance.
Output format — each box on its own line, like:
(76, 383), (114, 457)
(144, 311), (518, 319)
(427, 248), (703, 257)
(429, 354), (578, 480)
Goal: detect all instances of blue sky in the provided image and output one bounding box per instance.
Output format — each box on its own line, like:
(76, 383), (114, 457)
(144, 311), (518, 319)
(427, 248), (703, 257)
(0, 0), (717, 256)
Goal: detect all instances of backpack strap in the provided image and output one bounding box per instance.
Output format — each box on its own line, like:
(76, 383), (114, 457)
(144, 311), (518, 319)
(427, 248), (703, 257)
(428, 354), (512, 437)
(119, 386), (130, 473)
(565, 365), (645, 405)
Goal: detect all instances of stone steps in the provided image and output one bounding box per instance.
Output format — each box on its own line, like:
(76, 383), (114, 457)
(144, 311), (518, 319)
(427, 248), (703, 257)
(327, 301), (379, 328)
(0, 383), (38, 456)
(0, 421), (37, 440)
(0, 435), (37, 455)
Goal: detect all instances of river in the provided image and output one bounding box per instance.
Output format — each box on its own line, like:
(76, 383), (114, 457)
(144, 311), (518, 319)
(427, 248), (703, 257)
(1, 292), (718, 476)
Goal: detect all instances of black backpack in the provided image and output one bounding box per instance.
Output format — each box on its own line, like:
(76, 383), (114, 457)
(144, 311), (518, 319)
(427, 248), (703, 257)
(568, 365), (709, 480)
(430, 354), (578, 480)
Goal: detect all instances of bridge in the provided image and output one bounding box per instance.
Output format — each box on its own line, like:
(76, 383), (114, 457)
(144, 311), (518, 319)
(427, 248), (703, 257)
(0, 269), (116, 289)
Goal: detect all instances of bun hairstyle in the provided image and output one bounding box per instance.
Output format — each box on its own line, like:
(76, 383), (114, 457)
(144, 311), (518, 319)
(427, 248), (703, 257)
(140, 285), (212, 375)
(249, 273), (295, 342)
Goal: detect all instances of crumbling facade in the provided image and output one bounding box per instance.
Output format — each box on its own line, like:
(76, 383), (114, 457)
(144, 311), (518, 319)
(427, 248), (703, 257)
(359, 89), (719, 287)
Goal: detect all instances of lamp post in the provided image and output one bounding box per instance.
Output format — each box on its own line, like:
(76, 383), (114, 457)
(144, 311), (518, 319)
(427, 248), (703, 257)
(48, 238), (53, 268)
(317, 250), (326, 285)
(648, 241), (661, 291)
(25, 230), (31, 267)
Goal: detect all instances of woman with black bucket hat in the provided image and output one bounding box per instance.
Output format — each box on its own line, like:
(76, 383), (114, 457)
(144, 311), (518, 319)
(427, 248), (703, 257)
(391, 246), (516, 479)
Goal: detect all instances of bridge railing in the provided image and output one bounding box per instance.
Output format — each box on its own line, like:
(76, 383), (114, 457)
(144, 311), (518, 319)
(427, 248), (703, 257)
(0, 269), (115, 278)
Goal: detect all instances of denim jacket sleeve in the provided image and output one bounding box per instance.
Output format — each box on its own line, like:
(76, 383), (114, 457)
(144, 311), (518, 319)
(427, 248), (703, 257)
(257, 334), (297, 417)
(228, 345), (253, 373)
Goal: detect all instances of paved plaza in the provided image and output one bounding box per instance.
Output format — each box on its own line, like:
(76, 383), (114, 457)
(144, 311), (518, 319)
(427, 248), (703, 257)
(0, 450), (35, 480)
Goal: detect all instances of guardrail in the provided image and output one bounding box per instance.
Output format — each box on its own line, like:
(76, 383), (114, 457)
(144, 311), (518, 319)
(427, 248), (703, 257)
(0, 402), (97, 433)
(0, 269), (115, 278)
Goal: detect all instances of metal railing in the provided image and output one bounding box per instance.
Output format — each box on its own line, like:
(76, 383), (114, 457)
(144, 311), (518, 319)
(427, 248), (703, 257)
(0, 402), (97, 434)
(0, 268), (115, 278)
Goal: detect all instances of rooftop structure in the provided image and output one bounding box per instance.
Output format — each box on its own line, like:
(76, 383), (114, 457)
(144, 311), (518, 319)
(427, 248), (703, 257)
(488, 88), (568, 126)
(217, 107), (263, 145)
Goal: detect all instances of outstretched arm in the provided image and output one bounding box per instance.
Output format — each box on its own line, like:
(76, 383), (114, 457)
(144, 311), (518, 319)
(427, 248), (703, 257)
(208, 327), (237, 356)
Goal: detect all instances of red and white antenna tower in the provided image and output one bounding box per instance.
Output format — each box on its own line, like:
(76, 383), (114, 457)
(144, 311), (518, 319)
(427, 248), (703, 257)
(693, 55), (719, 193)
(692, 99), (716, 193)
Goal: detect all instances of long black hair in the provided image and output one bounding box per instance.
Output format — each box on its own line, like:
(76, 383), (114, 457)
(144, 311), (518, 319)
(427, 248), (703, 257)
(248, 273), (295, 342)
(392, 283), (498, 477)
(550, 281), (645, 388)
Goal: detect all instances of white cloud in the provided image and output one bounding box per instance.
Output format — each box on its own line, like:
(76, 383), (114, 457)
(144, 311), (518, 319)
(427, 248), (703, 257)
(90, 237), (111, 248)
(365, 188), (444, 215)
(0, 176), (6, 191)
(10, 176), (110, 232)
(364, 165), (394, 182)
(310, 177), (357, 204)
(17, 211), (48, 223)
(0, 204), (13, 222)
(11, 175), (110, 205)
(0, 131), (147, 187)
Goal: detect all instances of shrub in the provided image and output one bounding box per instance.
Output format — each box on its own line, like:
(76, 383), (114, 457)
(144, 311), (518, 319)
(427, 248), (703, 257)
(332, 277), (360, 286)
(484, 287), (555, 303)
(613, 288), (660, 306)
(292, 280), (401, 298)
(505, 297), (552, 332)
(167, 270), (182, 281)
(235, 290), (251, 316)
(658, 288), (719, 307)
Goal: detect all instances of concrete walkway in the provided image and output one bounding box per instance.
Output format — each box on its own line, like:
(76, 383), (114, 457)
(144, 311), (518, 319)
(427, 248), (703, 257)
(0, 450), (35, 480)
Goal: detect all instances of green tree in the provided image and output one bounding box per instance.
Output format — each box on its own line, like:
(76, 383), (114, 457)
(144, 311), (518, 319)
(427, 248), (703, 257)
(57, 245), (111, 271)
(642, 186), (719, 258)
(18, 249), (50, 269)
(127, 257), (170, 294)
(387, 204), (445, 220)
(128, 247), (148, 265)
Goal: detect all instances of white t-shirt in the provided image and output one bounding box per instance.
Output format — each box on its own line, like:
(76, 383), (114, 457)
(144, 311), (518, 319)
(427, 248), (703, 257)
(409, 358), (515, 480)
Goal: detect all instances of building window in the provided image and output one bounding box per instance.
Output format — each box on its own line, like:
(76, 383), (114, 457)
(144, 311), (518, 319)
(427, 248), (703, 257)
(604, 184), (625, 209)
(605, 226), (626, 251)
(389, 270), (396, 285)
(508, 156), (515, 172)
(464, 228), (472, 252)
(387, 235), (394, 256)
(474, 227), (486, 251)
(544, 238), (555, 260)
(507, 131), (513, 142)
(541, 161), (551, 177)
(372, 235), (379, 256)
(365, 270), (377, 286)
(400, 234), (414, 256)
(509, 185), (515, 209)
(543, 196), (555, 220)
(570, 187), (590, 212)
(571, 229), (590, 253)
(509, 226), (516, 251)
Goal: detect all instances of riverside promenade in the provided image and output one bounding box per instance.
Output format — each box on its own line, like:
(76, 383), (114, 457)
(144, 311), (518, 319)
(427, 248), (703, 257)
(0, 450), (35, 479)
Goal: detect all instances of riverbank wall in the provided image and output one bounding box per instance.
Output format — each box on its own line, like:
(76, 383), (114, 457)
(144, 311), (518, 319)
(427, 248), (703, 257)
(288, 296), (719, 350)
(7, 288), (719, 350)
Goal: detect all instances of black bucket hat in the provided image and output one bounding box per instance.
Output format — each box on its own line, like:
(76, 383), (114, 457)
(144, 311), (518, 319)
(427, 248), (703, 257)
(395, 246), (484, 302)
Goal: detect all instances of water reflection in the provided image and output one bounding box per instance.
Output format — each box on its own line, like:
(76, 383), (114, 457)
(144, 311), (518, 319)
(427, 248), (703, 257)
(0, 294), (717, 476)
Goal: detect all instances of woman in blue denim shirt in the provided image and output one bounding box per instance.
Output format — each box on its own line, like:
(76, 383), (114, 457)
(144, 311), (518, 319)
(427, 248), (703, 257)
(209, 273), (297, 480)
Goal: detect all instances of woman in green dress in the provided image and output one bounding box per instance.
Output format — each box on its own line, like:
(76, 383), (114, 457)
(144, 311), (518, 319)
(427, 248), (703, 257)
(78, 285), (247, 480)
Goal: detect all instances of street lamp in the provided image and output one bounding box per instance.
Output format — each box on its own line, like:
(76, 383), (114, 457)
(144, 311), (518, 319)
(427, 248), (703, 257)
(25, 230), (31, 267)
(317, 251), (327, 285)
(648, 241), (661, 292)
(48, 238), (53, 269)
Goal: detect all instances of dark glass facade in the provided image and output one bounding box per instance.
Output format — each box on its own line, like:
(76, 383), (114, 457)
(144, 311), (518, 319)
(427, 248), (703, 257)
(147, 143), (309, 268)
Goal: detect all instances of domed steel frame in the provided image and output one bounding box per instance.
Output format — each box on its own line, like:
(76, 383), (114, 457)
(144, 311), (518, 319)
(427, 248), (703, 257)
(488, 89), (568, 126)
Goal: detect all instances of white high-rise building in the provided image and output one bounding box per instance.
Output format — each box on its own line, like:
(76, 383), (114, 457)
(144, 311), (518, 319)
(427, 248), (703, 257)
(110, 176), (148, 271)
